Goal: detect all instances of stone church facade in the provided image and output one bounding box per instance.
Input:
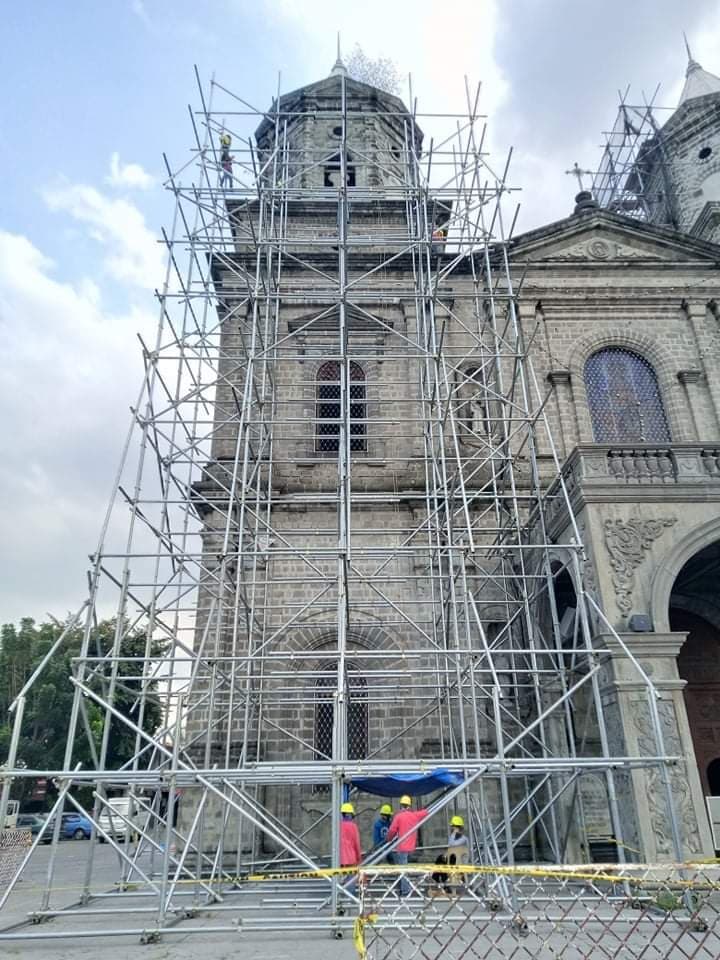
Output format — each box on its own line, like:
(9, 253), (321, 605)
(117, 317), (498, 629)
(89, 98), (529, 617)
(185, 53), (720, 863)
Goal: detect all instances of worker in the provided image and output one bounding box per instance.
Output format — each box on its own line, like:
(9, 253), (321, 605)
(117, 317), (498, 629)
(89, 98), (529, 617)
(448, 814), (465, 847)
(340, 801), (362, 886)
(373, 803), (394, 861)
(386, 795), (428, 896)
(219, 133), (233, 189)
(447, 814), (468, 893)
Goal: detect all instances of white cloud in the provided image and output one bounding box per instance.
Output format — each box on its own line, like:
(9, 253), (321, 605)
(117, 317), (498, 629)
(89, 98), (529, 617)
(107, 152), (156, 190)
(0, 229), (156, 623)
(261, 0), (507, 117)
(131, 0), (151, 27)
(42, 181), (164, 288)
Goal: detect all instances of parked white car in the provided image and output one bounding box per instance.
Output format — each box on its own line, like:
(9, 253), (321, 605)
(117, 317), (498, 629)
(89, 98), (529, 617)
(97, 797), (141, 842)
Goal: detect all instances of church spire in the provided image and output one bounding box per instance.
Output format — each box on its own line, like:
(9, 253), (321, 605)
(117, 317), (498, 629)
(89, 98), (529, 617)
(330, 32), (347, 77)
(678, 35), (720, 105)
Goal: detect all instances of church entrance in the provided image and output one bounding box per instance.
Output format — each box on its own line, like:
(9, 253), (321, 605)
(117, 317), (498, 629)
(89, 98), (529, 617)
(669, 541), (720, 797)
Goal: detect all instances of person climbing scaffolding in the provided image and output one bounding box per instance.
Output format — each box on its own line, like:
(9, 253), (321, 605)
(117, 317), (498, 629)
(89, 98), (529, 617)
(219, 132), (233, 189)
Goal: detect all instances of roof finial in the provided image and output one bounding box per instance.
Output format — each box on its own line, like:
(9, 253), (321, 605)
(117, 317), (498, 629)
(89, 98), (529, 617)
(331, 32), (347, 77)
(683, 31), (701, 75)
(677, 36), (720, 103)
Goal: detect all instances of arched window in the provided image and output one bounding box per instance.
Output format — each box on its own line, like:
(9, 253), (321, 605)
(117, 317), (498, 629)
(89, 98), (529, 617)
(315, 671), (368, 762)
(584, 347), (670, 443)
(316, 360), (366, 453)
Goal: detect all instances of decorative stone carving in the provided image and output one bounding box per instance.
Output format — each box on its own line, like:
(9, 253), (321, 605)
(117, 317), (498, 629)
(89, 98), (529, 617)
(587, 239), (611, 259)
(631, 698), (702, 855)
(613, 243), (657, 260)
(604, 516), (677, 615)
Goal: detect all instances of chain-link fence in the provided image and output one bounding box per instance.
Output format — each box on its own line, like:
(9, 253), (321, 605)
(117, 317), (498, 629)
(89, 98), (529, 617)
(0, 830), (31, 893)
(358, 863), (720, 960)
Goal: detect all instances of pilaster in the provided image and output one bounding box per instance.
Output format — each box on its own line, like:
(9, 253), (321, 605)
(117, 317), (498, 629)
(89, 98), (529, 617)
(547, 370), (574, 459)
(677, 369), (705, 439)
(599, 631), (714, 860)
(682, 300), (720, 433)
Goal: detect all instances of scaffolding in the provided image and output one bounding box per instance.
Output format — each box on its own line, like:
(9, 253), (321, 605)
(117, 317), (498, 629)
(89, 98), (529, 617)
(0, 65), (692, 945)
(591, 88), (680, 228)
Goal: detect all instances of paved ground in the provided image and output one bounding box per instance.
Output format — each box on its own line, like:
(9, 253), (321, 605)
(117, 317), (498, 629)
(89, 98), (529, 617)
(0, 843), (356, 959)
(4, 847), (720, 959)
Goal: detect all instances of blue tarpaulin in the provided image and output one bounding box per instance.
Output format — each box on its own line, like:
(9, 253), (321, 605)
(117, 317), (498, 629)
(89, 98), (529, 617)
(351, 768), (463, 798)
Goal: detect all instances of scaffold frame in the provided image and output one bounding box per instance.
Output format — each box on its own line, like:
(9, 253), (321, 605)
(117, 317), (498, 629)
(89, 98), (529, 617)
(0, 63), (689, 945)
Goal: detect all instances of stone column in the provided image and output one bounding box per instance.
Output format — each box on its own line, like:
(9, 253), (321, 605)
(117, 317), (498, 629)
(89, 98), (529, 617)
(599, 631), (714, 861)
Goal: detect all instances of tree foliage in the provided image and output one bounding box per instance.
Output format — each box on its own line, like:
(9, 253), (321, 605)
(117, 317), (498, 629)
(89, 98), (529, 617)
(0, 616), (165, 807)
(346, 45), (401, 95)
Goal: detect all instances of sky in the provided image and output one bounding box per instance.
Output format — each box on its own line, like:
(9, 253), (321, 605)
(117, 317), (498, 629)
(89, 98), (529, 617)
(1, 0), (719, 625)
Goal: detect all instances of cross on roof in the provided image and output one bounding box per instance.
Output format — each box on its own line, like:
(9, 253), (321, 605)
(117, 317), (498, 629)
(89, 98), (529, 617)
(565, 162), (594, 192)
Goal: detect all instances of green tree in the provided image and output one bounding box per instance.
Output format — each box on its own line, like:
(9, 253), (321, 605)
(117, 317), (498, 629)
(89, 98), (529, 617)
(0, 616), (165, 807)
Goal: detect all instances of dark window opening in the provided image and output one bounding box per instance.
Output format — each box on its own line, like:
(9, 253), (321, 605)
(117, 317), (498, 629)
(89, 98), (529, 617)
(324, 152), (356, 187)
(315, 672), (368, 790)
(699, 146), (713, 161)
(584, 347), (670, 443)
(332, 125), (343, 138)
(708, 758), (720, 796)
(316, 360), (367, 453)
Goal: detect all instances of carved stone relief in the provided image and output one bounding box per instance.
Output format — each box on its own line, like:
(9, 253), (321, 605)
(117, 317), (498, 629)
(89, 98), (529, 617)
(603, 517), (677, 615)
(631, 698), (702, 856)
(549, 239), (668, 262)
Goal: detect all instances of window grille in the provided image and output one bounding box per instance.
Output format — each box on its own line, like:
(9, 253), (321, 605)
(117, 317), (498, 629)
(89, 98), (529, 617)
(315, 671), (368, 764)
(316, 360), (367, 453)
(584, 347), (670, 443)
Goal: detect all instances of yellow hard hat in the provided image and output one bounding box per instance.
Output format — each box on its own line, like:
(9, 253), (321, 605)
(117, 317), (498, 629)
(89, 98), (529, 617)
(340, 802), (355, 815)
(450, 815), (464, 828)
(220, 133), (231, 147)
(399, 795), (412, 807)
(380, 804), (393, 816)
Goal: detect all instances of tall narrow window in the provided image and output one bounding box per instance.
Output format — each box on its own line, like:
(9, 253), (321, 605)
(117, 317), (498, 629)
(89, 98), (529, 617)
(585, 347), (670, 443)
(316, 360), (366, 453)
(315, 672), (368, 763)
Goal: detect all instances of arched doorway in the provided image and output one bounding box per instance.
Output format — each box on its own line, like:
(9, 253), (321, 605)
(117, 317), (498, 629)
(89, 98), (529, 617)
(669, 541), (720, 796)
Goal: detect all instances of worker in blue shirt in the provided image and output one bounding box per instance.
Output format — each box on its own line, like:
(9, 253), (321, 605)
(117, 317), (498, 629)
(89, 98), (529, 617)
(373, 803), (394, 861)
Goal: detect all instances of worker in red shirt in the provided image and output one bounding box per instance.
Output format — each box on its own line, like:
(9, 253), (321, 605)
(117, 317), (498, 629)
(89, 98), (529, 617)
(386, 795), (428, 896)
(340, 801), (362, 868)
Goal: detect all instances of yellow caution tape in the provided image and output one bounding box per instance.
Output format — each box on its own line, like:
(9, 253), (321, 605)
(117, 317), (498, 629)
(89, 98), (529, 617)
(353, 913), (378, 959)
(9, 859), (720, 898)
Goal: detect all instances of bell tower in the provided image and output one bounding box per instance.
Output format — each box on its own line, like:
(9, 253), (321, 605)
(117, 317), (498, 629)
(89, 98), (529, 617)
(635, 48), (720, 240)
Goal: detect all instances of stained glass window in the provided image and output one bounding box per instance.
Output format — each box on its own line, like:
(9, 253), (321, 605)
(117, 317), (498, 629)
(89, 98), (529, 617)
(316, 360), (367, 453)
(585, 347), (670, 443)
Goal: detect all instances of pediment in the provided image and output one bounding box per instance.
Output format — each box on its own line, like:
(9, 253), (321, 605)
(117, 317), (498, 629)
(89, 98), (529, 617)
(508, 210), (720, 265)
